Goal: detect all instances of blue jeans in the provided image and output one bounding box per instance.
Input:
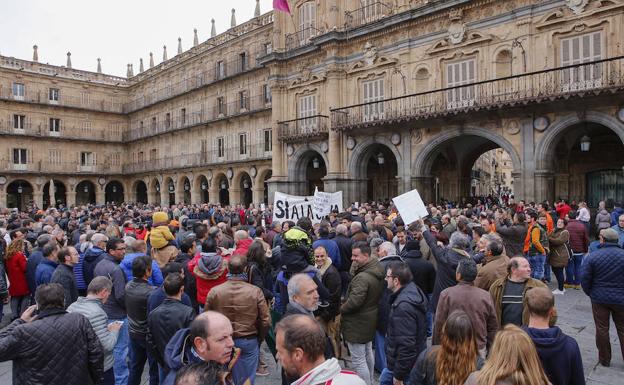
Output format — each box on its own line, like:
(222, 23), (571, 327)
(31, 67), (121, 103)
(565, 253), (584, 285)
(107, 318), (129, 385)
(128, 336), (158, 385)
(374, 330), (387, 373)
(232, 338), (259, 385)
(543, 261), (552, 282)
(102, 368), (115, 385)
(528, 254), (546, 280)
(426, 294), (433, 337)
(379, 367), (416, 385)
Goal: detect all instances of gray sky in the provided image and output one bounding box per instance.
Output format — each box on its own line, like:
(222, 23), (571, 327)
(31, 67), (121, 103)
(0, 0), (274, 77)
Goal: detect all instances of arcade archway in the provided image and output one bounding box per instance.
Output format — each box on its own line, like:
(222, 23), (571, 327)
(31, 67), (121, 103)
(43, 180), (67, 208)
(6, 180), (33, 211)
(76, 180), (96, 205)
(105, 181), (124, 204)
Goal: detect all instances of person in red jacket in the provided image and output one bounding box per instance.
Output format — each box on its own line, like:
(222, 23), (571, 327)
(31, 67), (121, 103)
(233, 230), (253, 256)
(555, 199), (572, 221)
(4, 239), (30, 320)
(565, 210), (589, 289)
(188, 238), (228, 310)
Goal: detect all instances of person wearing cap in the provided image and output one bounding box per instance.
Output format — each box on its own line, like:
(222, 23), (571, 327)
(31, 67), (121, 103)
(580, 227), (624, 367)
(149, 212), (175, 250)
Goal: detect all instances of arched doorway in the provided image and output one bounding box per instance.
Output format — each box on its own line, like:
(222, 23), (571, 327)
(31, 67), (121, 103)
(468, 148), (515, 203)
(43, 180), (67, 208)
(105, 181), (124, 204)
(196, 175), (209, 204)
(135, 181), (148, 204)
(240, 172), (253, 207)
(288, 146), (329, 196)
(6, 180), (33, 211)
(152, 179), (162, 206)
(76, 180), (96, 205)
(365, 145), (398, 202)
(262, 170), (272, 205)
(217, 175), (230, 206)
(180, 177), (191, 204)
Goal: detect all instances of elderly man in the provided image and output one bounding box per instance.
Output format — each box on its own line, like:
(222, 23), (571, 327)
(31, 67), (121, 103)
(581, 228), (624, 367)
(233, 229), (253, 256)
(474, 234), (510, 291)
(0, 284), (103, 385)
(205, 255), (270, 385)
(489, 257), (547, 327)
(612, 214), (624, 248)
(120, 237), (163, 286)
(285, 273), (320, 317)
(163, 311), (236, 385)
(82, 233), (109, 286)
(68, 277), (122, 385)
(341, 241), (385, 385)
(350, 221), (367, 242)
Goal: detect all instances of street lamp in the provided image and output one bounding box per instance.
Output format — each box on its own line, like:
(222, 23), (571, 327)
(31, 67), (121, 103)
(312, 158), (320, 169)
(17, 184), (23, 194)
(580, 135), (591, 152)
(156, 185), (160, 192)
(84, 185), (88, 193)
(377, 152), (385, 165)
(184, 182), (190, 191)
(112, 185), (117, 193)
(201, 182), (207, 190)
(221, 180), (227, 190)
(243, 180), (250, 189)
(168, 182), (174, 192)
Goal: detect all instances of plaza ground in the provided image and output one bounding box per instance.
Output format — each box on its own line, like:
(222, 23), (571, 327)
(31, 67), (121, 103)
(0, 283), (621, 385)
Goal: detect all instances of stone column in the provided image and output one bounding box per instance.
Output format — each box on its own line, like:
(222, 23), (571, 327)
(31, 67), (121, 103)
(534, 170), (555, 203)
(0, 185), (7, 209)
(267, 80), (287, 203)
(252, 187), (264, 206)
(66, 191), (76, 208)
(160, 189), (170, 208)
(208, 184), (219, 205)
(326, 69), (342, 177)
(96, 189), (105, 205)
(230, 187), (241, 206)
(411, 176), (434, 204)
(191, 188), (201, 205)
(147, 191), (156, 205)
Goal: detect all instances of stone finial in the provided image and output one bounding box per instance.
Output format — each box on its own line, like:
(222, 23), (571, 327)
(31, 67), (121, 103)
(32, 45), (39, 62)
(127, 63), (133, 78)
(254, 0), (260, 17)
(139, 58), (144, 73)
(193, 28), (199, 47)
(163, 45), (168, 61)
(66, 52), (72, 68)
(149, 52), (154, 68)
(211, 19), (217, 37)
(177, 37), (182, 54)
(97, 58), (102, 73)
(231, 9), (236, 28)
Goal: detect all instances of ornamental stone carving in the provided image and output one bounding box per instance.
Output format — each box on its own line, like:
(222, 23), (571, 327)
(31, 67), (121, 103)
(566, 0), (589, 15)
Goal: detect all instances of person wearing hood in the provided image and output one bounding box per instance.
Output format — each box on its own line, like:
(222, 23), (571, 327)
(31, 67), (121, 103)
(611, 202), (624, 226)
(380, 261), (428, 385)
(188, 238), (228, 310)
(120, 238), (163, 287)
(276, 314), (366, 385)
(233, 229), (253, 256)
(81, 233), (108, 287)
(595, 201), (611, 233)
(341, 241), (385, 385)
(523, 287), (584, 385)
(612, 214), (624, 248)
(162, 311), (238, 385)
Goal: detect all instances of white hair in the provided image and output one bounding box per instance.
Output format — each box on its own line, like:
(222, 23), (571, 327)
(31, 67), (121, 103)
(287, 273), (314, 303)
(378, 241), (396, 256)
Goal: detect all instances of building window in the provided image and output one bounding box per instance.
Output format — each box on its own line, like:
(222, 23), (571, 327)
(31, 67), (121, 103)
(446, 58), (476, 108)
(263, 84), (272, 104)
(150, 148), (157, 160)
(13, 148), (27, 164)
(139, 121), (144, 129)
(110, 152), (121, 166)
(138, 151), (144, 163)
(165, 113), (171, 129)
(151, 117), (157, 129)
(82, 121), (92, 134)
(239, 52), (247, 72)
(49, 118), (61, 134)
(49, 149), (61, 164)
(298, 94), (317, 131)
(264, 129), (272, 152)
(362, 0), (383, 21)
(239, 91), (248, 110)
(239, 133), (247, 155)
(298, 2), (317, 41)
(81, 92), (90, 106)
(561, 31), (602, 91)
(12, 83), (25, 100)
(181, 108), (186, 125)
(217, 97), (225, 115)
(264, 42), (273, 55)
(49, 88), (60, 103)
(362, 78), (385, 121)
(13, 114), (26, 130)
(216, 61), (225, 79)
(217, 137), (225, 158)
(81, 152), (94, 166)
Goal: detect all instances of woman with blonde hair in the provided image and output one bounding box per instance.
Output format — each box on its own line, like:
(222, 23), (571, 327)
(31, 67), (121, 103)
(411, 310), (483, 385)
(463, 324), (551, 385)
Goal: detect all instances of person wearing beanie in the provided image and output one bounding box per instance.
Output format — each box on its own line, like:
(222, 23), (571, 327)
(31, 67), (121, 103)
(187, 238), (228, 311)
(149, 212), (175, 250)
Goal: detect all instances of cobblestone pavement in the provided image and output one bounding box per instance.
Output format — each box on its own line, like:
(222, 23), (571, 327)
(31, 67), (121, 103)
(0, 284), (621, 385)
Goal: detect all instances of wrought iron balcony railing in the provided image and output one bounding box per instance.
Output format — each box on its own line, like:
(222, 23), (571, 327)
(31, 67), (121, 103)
(0, 120), (124, 142)
(344, 1), (392, 30)
(0, 159), (122, 174)
(278, 115), (329, 142)
(124, 94), (271, 141)
(122, 144), (272, 174)
(285, 26), (322, 51)
(0, 85), (124, 113)
(331, 56), (624, 131)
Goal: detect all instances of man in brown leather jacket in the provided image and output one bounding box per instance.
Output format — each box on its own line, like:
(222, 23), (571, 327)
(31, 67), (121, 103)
(205, 254), (270, 385)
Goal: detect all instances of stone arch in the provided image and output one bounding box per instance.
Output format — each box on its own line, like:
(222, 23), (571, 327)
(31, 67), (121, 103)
(413, 66), (431, 92)
(193, 173), (210, 204)
(213, 172), (230, 206)
(43, 179), (67, 208)
(234, 171), (253, 207)
(133, 180), (148, 204)
(76, 180), (97, 205)
(257, 167), (273, 205)
(163, 176), (176, 206)
(287, 143), (329, 182)
(413, 127), (522, 176)
(348, 136), (404, 179)
(178, 175), (192, 204)
(494, 48), (512, 77)
(6, 179), (34, 211)
(535, 111), (624, 170)
(149, 177), (162, 206)
(287, 143), (329, 195)
(104, 180), (124, 204)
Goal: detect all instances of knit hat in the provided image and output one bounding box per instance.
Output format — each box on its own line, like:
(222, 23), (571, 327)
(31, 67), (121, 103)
(197, 252), (225, 275)
(152, 211), (168, 224)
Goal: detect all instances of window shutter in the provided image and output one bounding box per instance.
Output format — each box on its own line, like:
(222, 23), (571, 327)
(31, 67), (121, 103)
(93, 152), (97, 165)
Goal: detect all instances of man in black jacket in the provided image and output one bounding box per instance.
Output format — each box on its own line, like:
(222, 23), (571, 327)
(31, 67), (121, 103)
(125, 256), (157, 385)
(173, 237), (198, 310)
(147, 272), (195, 383)
(381, 262), (428, 385)
(51, 246), (80, 308)
(334, 224), (353, 293)
(401, 240), (436, 337)
(0, 283), (103, 385)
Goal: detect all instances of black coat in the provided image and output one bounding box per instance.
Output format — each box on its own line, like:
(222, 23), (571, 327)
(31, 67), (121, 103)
(174, 252), (198, 309)
(314, 264), (342, 322)
(248, 261), (274, 301)
(51, 263), (79, 308)
(385, 282), (428, 381)
(333, 234), (353, 272)
(403, 250), (436, 295)
(0, 309), (103, 385)
(147, 298), (196, 367)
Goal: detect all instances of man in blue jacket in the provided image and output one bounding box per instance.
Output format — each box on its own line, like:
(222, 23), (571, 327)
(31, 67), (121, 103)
(524, 287), (584, 385)
(581, 228), (624, 367)
(34, 243), (60, 287)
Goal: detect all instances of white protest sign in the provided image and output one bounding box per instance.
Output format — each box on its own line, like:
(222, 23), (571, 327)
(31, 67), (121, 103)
(392, 189), (428, 225)
(273, 191), (343, 224)
(313, 187), (336, 217)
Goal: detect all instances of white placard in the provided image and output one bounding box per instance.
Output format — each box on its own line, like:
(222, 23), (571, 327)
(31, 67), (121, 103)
(273, 191), (343, 224)
(313, 187), (335, 217)
(392, 189), (428, 225)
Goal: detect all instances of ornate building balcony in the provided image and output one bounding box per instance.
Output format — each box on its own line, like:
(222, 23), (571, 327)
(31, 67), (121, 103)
(278, 115), (329, 143)
(0, 85), (124, 113)
(121, 144), (272, 174)
(331, 56), (624, 131)
(285, 27), (322, 51)
(0, 159), (122, 174)
(344, 1), (393, 30)
(0, 120), (124, 142)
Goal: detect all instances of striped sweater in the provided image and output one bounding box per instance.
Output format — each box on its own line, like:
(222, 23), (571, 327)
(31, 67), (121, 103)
(67, 296), (119, 371)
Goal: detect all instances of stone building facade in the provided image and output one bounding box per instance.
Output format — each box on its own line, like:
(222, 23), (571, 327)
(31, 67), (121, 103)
(1, 0), (624, 210)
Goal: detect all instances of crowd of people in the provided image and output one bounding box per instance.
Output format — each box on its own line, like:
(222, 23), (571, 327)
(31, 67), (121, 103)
(0, 196), (622, 385)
